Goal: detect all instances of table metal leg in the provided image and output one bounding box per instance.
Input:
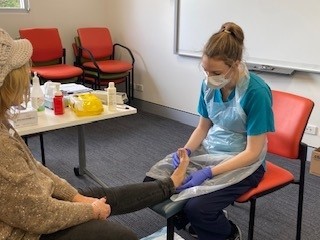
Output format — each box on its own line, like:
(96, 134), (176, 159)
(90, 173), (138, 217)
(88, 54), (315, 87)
(39, 133), (46, 165)
(74, 125), (108, 188)
(77, 125), (86, 175)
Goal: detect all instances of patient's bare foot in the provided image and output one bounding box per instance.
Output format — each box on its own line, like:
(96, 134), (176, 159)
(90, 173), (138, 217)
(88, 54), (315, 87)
(170, 148), (190, 188)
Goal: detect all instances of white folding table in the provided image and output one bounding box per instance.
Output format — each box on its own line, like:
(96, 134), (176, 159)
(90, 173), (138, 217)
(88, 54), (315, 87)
(16, 105), (137, 187)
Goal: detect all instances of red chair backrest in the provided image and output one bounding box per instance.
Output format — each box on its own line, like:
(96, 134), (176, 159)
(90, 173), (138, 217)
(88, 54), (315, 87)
(77, 27), (113, 59)
(19, 28), (63, 62)
(267, 90), (314, 159)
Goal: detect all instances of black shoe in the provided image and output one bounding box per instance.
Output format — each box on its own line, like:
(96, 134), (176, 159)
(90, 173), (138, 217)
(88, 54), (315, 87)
(226, 221), (242, 240)
(172, 211), (189, 230)
(187, 225), (198, 239)
(186, 210), (228, 239)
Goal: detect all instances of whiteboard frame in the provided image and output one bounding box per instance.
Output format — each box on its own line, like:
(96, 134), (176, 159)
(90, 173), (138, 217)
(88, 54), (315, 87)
(173, 0), (320, 74)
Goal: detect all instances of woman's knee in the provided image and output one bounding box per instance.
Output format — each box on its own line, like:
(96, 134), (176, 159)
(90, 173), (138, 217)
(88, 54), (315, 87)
(50, 220), (139, 240)
(111, 227), (138, 240)
(184, 196), (221, 222)
(184, 197), (209, 220)
(93, 220), (138, 240)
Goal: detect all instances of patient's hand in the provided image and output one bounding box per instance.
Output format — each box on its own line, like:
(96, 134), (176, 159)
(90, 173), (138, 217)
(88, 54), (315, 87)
(92, 197), (111, 220)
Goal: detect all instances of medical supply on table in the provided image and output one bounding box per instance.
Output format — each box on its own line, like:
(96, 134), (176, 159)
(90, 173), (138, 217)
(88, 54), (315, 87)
(44, 81), (61, 96)
(91, 90), (128, 105)
(59, 83), (92, 94)
(116, 92), (128, 104)
(43, 81), (61, 109)
(9, 105), (38, 127)
(30, 72), (45, 111)
(106, 82), (117, 111)
(116, 105), (129, 110)
(69, 93), (103, 117)
(90, 90), (108, 104)
(53, 91), (64, 115)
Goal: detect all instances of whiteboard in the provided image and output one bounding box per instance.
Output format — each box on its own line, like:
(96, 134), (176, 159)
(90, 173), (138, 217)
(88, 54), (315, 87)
(174, 0), (320, 73)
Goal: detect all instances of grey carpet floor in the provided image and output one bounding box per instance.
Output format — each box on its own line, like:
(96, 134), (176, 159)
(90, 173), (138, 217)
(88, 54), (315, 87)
(26, 110), (320, 240)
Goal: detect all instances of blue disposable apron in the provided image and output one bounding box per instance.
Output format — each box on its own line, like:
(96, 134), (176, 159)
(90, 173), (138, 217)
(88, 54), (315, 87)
(146, 64), (267, 201)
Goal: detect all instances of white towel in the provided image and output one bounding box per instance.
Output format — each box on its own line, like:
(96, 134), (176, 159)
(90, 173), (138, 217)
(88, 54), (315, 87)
(140, 227), (184, 240)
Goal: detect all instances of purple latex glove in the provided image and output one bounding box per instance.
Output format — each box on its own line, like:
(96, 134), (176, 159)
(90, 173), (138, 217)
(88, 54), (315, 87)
(176, 167), (213, 192)
(172, 148), (191, 169)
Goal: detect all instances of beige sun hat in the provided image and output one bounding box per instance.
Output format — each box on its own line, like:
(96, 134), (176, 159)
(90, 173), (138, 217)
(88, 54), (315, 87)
(0, 28), (33, 87)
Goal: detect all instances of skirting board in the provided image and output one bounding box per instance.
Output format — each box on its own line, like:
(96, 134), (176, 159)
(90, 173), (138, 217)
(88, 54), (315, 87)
(131, 99), (199, 127)
(132, 99), (314, 161)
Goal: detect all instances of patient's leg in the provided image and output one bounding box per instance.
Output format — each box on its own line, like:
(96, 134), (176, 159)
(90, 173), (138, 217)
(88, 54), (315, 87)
(78, 149), (189, 215)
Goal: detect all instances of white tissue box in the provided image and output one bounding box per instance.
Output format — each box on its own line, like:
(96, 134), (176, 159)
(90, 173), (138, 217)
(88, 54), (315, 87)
(9, 106), (38, 128)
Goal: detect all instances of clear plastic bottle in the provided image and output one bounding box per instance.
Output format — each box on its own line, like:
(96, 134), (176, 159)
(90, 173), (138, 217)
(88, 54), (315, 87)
(30, 72), (45, 111)
(53, 91), (64, 115)
(107, 82), (117, 111)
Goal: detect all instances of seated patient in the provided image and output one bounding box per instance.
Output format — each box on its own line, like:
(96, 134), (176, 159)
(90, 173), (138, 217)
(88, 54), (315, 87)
(0, 28), (189, 240)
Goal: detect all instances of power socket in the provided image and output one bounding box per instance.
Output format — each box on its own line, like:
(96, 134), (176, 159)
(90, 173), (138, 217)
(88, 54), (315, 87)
(305, 124), (318, 135)
(134, 84), (144, 92)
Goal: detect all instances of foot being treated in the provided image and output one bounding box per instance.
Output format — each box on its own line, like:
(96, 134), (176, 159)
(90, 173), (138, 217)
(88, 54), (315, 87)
(170, 148), (190, 188)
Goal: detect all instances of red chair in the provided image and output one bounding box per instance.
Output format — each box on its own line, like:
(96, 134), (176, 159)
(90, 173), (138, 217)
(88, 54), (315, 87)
(236, 90), (314, 240)
(19, 28), (83, 84)
(151, 90), (314, 240)
(75, 27), (134, 100)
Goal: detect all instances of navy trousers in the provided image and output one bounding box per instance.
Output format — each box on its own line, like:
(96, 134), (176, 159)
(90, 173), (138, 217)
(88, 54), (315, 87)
(183, 165), (265, 240)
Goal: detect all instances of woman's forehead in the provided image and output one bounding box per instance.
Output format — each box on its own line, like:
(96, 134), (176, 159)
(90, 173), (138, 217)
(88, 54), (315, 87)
(201, 56), (228, 71)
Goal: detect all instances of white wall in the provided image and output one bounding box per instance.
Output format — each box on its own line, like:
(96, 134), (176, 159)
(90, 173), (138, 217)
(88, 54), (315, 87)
(1, 0), (320, 148)
(0, 0), (112, 66)
(105, 0), (320, 148)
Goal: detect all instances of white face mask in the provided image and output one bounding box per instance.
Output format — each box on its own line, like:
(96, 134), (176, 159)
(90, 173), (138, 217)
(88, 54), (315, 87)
(205, 74), (230, 89)
(202, 67), (232, 89)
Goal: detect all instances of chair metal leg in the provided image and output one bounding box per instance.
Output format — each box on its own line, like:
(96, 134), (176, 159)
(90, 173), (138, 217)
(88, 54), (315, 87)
(295, 143), (307, 240)
(125, 75), (128, 98)
(131, 68), (134, 100)
(125, 75), (130, 103)
(76, 75), (82, 84)
(296, 194), (303, 240)
(167, 216), (175, 240)
(248, 199), (256, 240)
(296, 160), (306, 240)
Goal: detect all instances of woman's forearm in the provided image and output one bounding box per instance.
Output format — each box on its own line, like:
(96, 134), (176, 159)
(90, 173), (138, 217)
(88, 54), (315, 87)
(185, 117), (212, 151)
(212, 134), (267, 176)
(185, 127), (208, 151)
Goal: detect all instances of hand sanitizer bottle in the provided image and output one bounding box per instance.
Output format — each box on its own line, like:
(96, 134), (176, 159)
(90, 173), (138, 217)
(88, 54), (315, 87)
(107, 82), (117, 111)
(30, 72), (45, 111)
